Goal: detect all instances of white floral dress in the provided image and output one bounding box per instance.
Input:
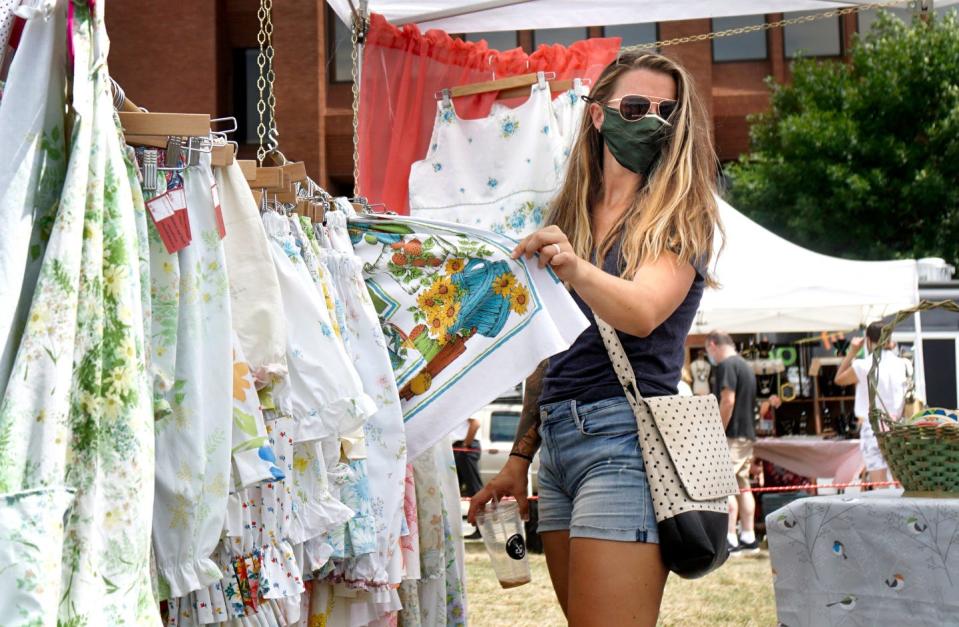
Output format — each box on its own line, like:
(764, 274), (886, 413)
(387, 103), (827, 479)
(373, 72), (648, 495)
(0, 0), (67, 399)
(0, 3), (159, 623)
(408, 81), (588, 239)
(262, 212), (375, 445)
(323, 210), (408, 593)
(214, 161), (287, 386)
(152, 151), (234, 601)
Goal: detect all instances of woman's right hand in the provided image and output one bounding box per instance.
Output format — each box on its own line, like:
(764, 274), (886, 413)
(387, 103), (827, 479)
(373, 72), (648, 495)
(468, 456), (531, 525)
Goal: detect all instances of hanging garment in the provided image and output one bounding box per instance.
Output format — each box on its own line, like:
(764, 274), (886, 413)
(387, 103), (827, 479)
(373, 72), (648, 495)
(215, 161), (288, 386)
(152, 150), (234, 601)
(348, 211), (588, 458)
(228, 331), (283, 491)
(322, 210), (408, 596)
(0, 0), (66, 397)
(0, 0), (18, 71)
(410, 444), (448, 627)
(437, 441), (466, 626)
(0, 3), (160, 623)
(0, 487), (75, 624)
(262, 212), (375, 444)
(357, 11), (620, 213)
(409, 79), (589, 240)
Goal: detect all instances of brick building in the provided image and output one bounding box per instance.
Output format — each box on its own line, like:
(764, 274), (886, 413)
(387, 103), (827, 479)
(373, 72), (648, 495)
(105, 2), (900, 197)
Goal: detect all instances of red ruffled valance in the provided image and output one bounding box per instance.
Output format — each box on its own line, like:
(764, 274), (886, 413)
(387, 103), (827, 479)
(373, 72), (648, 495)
(358, 12), (620, 214)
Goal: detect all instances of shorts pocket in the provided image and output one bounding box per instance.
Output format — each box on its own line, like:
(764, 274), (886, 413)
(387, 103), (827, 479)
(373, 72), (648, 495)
(572, 398), (637, 436)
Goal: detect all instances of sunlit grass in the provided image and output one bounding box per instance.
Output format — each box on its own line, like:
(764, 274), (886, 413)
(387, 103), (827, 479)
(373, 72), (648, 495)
(464, 541), (776, 626)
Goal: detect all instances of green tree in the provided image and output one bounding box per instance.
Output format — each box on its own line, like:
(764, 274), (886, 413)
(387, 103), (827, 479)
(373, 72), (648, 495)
(726, 11), (959, 264)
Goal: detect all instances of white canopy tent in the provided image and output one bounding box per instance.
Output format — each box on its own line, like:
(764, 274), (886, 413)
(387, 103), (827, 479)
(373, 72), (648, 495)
(328, 0), (957, 32)
(695, 197), (919, 335)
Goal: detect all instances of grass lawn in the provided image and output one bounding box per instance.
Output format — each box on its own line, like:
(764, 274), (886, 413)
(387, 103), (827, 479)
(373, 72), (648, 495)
(464, 541), (776, 626)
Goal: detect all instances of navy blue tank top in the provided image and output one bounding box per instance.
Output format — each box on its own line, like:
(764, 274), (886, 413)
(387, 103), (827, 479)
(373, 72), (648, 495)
(539, 240), (705, 405)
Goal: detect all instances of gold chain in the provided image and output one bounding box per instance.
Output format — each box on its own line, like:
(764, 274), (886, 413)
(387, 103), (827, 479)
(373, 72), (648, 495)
(623, 0), (913, 52)
(351, 11), (366, 196)
(255, 0), (269, 165)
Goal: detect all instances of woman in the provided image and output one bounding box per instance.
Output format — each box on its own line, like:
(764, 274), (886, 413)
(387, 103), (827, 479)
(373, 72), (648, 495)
(468, 52), (722, 626)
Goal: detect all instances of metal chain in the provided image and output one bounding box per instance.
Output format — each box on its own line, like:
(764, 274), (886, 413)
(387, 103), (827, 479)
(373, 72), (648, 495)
(255, 0), (268, 165)
(264, 0), (278, 157)
(623, 0), (913, 52)
(350, 12), (366, 196)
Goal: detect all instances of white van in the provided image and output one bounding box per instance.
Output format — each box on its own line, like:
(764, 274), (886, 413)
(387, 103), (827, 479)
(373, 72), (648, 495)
(473, 402), (540, 493)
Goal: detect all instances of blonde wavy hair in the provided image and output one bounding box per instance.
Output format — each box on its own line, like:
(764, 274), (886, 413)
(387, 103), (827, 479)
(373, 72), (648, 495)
(548, 52), (723, 286)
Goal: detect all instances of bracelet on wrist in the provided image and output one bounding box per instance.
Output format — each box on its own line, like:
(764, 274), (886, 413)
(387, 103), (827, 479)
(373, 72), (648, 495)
(509, 452), (533, 462)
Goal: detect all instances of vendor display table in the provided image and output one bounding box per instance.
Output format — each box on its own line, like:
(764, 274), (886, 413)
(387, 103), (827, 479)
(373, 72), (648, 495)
(753, 436), (863, 484)
(767, 489), (959, 626)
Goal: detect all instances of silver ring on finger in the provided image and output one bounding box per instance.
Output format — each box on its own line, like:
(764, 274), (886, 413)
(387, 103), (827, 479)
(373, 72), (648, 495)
(551, 243), (562, 256)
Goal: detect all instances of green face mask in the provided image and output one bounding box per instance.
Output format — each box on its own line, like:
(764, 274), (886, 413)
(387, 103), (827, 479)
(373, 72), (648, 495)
(600, 106), (669, 177)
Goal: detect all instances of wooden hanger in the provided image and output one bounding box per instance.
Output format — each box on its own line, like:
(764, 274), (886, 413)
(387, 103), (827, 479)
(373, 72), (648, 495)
(497, 77), (581, 100)
(436, 71), (590, 106)
(119, 112), (211, 138)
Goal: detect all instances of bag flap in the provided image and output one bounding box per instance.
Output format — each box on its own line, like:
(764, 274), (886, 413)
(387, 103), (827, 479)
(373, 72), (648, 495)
(643, 394), (740, 501)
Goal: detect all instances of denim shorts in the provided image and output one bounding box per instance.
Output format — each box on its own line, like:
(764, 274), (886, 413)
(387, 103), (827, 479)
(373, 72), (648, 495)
(536, 396), (659, 543)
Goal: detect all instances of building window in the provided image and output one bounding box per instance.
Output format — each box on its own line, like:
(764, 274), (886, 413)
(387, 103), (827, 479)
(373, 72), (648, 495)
(784, 11), (842, 58)
(604, 22), (657, 50)
(233, 48), (272, 145)
(712, 15), (768, 61)
(464, 31), (518, 51)
(330, 10), (353, 83)
(533, 27), (589, 48)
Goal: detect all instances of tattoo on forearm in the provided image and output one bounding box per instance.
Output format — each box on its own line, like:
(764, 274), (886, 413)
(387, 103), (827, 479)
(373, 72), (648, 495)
(512, 361), (548, 459)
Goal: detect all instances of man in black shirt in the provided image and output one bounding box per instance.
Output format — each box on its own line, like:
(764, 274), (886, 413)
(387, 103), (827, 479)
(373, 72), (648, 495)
(707, 331), (758, 554)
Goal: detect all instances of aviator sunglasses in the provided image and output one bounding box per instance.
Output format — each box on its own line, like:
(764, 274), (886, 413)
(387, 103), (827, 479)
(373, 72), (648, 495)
(584, 94), (678, 123)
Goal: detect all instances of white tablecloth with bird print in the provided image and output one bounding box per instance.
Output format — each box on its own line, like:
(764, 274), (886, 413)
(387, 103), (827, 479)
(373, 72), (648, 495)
(766, 489), (959, 626)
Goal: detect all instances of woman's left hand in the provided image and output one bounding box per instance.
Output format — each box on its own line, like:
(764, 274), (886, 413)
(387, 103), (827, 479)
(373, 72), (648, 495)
(511, 225), (585, 284)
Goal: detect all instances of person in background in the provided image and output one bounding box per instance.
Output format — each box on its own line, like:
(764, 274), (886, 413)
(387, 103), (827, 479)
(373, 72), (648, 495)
(452, 416), (483, 539)
(451, 417), (483, 497)
(678, 365), (693, 396)
(834, 321), (908, 486)
(706, 331), (758, 555)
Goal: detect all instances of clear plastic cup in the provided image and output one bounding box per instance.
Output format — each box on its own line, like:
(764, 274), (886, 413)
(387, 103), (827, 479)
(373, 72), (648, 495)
(476, 499), (531, 589)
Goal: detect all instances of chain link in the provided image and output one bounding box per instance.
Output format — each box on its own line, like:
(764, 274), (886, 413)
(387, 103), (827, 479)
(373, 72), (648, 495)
(264, 0), (278, 158)
(623, 0), (913, 52)
(351, 12), (367, 196)
(256, 1), (267, 165)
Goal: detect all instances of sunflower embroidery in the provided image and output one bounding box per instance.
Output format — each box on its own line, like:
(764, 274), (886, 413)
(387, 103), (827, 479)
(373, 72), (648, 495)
(510, 283), (531, 315)
(492, 272), (517, 296)
(445, 257), (466, 274)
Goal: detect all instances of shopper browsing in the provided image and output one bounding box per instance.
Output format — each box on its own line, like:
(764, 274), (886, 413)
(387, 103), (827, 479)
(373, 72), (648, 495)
(469, 52), (723, 626)
(705, 332), (759, 555)
(834, 322), (909, 486)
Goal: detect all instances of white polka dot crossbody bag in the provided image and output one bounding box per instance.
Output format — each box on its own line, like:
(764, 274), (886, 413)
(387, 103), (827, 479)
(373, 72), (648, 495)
(596, 316), (739, 578)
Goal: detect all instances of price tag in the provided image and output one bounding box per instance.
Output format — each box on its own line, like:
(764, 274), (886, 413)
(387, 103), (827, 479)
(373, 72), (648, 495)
(146, 186), (192, 253)
(211, 182), (226, 239)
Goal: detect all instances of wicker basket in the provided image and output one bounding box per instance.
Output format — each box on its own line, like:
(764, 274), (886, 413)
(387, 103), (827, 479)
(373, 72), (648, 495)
(869, 300), (959, 497)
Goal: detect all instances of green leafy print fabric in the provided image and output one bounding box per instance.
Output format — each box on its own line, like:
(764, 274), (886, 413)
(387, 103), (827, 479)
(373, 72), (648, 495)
(0, 4), (160, 624)
(0, 0), (67, 400)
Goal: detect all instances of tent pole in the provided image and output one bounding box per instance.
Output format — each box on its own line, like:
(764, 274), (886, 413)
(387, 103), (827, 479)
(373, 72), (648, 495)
(913, 311), (927, 405)
(391, 0), (537, 27)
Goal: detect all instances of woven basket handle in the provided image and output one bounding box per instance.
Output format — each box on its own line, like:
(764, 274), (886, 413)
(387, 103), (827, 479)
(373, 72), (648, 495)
(869, 299), (959, 433)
